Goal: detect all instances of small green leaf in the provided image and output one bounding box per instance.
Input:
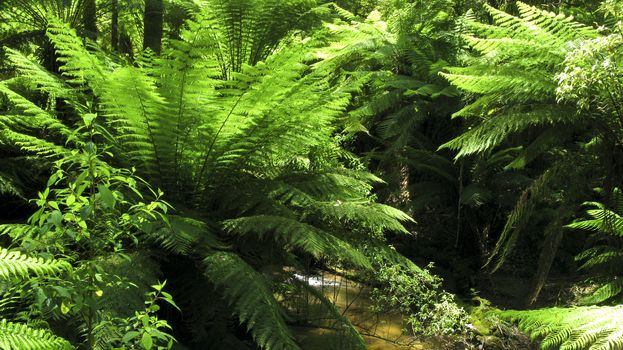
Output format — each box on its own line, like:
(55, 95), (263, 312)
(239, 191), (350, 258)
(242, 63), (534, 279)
(60, 301), (70, 315)
(122, 331), (140, 343)
(98, 185), (116, 208)
(49, 210), (63, 227)
(66, 195), (76, 206)
(53, 286), (71, 298)
(82, 113), (97, 126)
(94, 273), (103, 282)
(141, 333), (153, 350)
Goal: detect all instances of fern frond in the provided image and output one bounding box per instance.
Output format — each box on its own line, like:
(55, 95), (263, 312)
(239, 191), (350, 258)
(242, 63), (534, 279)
(499, 305), (623, 350)
(0, 247), (70, 280)
(224, 215), (372, 269)
(203, 251), (300, 350)
(485, 168), (554, 272)
(567, 206), (623, 237)
(92, 319), (123, 350)
(442, 2), (597, 159)
(580, 278), (623, 305)
(45, 16), (108, 93)
(0, 224), (36, 241)
(193, 37), (357, 192)
(0, 87), (70, 136)
(316, 202), (412, 234)
(577, 248), (623, 271)
(0, 319), (73, 350)
(266, 177), (412, 234)
(0, 128), (70, 158)
(99, 66), (170, 180)
(148, 216), (224, 254)
(0, 173), (24, 199)
(206, 0), (316, 75)
(293, 280), (366, 350)
(515, 2), (598, 42)
(3, 48), (76, 103)
(440, 105), (578, 157)
(566, 189), (623, 304)
(441, 67), (556, 100)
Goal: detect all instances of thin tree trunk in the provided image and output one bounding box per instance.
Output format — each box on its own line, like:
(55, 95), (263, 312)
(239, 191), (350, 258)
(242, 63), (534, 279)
(143, 0), (164, 54)
(111, 0), (119, 51)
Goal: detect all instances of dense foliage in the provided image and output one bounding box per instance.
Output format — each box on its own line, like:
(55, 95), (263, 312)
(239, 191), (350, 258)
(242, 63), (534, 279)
(1, 0), (623, 349)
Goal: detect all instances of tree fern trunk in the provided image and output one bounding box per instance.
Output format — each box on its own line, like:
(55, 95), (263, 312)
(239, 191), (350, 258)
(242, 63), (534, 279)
(143, 0), (164, 54)
(82, 0), (98, 40)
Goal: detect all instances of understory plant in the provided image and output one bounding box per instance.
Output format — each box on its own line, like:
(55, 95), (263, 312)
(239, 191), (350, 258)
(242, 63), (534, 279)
(370, 259), (468, 337)
(0, 112), (176, 348)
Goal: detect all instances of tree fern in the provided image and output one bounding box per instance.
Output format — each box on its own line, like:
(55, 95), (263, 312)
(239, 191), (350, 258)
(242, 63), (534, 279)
(0, 8), (420, 348)
(314, 0), (463, 231)
(440, 1), (597, 158)
(439, 3), (608, 299)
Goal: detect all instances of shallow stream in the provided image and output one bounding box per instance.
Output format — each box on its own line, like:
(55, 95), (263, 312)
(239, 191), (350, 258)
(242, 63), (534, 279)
(290, 272), (443, 349)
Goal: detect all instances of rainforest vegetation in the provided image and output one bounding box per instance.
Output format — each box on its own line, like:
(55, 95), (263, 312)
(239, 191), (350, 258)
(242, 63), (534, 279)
(1, 0), (623, 349)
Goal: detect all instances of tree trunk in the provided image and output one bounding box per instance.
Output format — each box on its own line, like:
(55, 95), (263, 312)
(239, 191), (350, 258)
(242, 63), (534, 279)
(111, 0), (119, 51)
(82, 0), (98, 40)
(119, 32), (135, 60)
(143, 0), (164, 54)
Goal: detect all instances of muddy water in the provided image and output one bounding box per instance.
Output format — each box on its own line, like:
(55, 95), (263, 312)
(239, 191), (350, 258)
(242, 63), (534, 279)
(291, 272), (442, 349)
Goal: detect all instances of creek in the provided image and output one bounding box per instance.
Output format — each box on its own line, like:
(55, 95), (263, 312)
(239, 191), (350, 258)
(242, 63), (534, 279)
(289, 272), (445, 349)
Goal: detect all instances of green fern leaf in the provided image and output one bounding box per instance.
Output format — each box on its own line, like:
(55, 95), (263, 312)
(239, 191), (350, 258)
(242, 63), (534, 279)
(499, 306), (623, 350)
(224, 215), (372, 269)
(0, 247), (70, 280)
(0, 319), (73, 350)
(204, 251), (300, 350)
